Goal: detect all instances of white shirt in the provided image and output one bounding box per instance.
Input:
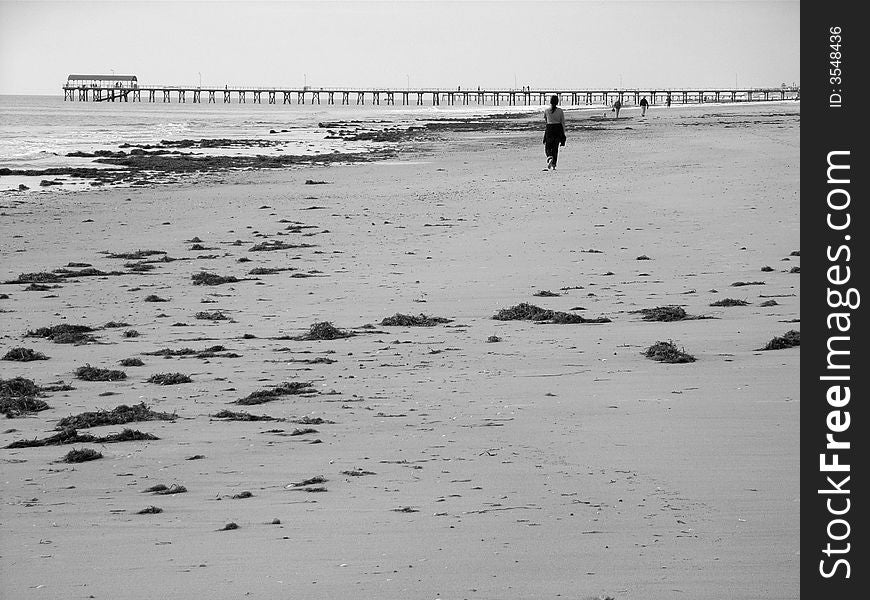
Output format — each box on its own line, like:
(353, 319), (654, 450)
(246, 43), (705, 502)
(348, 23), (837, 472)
(544, 107), (565, 125)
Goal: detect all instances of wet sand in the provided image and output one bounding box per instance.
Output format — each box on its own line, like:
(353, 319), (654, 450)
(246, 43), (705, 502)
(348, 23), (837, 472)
(0, 102), (800, 599)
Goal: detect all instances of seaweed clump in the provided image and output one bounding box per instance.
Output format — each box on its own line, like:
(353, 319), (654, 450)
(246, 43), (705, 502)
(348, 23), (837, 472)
(295, 321), (355, 340)
(492, 303), (610, 324)
(5, 427), (158, 448)
(62, 448), (102, 463)
(710, 298), (750, 307)
(25, 324), (96, 344)
(147, 373), (192, 385)
(630, 306), (693, 322)
(2, 347), (49, 362)
(9, 272), (64, 284)
(235, 381), (315, 405)
(195, 311), (229, 321)
(191, 272), (240, 286)
(380, 313), (453, 327)
(55, 402), (178, 429)
(1, 377), (51, 417)
(757, 330), (800, 351)
(249, 240), (314, 252)
(643, 341), (696, 363)
(211, 409), (282, 422)
(107, 249), (166, 260)
(75, 364), (127, 381)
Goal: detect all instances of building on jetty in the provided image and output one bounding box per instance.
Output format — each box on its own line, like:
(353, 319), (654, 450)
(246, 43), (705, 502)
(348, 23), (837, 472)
(63, 76), (799, 106)
(66, 75), (139, 101)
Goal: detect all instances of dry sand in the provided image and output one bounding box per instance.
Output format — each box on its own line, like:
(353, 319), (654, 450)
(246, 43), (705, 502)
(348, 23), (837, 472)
(1, 102), (800, 599)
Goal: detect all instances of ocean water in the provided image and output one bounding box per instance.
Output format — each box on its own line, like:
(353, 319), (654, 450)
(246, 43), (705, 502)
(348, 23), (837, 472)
(0, 94), (573, 192)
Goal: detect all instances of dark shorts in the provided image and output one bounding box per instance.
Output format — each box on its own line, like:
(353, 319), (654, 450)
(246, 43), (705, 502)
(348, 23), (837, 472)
(543, 124), (566, 164)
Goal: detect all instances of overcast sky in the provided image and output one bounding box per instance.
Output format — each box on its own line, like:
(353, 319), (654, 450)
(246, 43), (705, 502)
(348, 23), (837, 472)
(0, 0), (799, 95)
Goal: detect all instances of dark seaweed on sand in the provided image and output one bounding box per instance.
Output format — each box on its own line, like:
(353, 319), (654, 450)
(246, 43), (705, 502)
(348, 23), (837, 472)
(1, 377), (43, 398)
(40, 382), (75, 393)
(630, 306), (710, 322)
(249, 240), (315, 252)
(211, 409), (283, 422)
(143, 345), (229, 359)
(759, 299), (779, 307)
(147, 373), (192, 385)
(643, 341), (696, 363)
(294, 416), (333, 425)
(143, 347), (197, 357)
(126, 262), (156, 272)
(75, 364), (127, 381)
(0, 377), (52, 417)
(290, 427), (318, 436)
(195, 311), (229, 321)
(492, 303), (610, 324)
(710, 298), (750, 307)
(380, 313), (453, 327)
(24, 283), (54, 291)
(342, 468), (376, 476)
(285, 356), (337, 365)
(8, 272), (64, 284)
(731, 281), (766, 287)
(146, 484), (187, 495)
(101, 429), (159, 443)
(124, 330), (140, 338)
(757, 330), (800, 351)
(53, 267), (122, 279)
(25, 324), (96, 344)
(103, 321), (130, 328)
(289, 475), (327, 487)
(294, 321), (355, 340)
(137, 506), (163, 514)
(248, 267), (292, 275)
(0, 394), (51, 419)
(5, 427), (158, 448)
(62, 448), (102, 463)
(532, 290), (560, 297)
(2, 347), (49, 362)
(120, 357), (145, 367)
(218, 522), (239, 531)
(235, 381), (315, 405)
(191, 272), (240, 286)
(107, 249), (166, 260)
(143, 294), (169, 303)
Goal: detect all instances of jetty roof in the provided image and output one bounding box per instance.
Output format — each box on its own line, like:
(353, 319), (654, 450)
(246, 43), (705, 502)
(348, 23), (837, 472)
(67, 74), (138, 82)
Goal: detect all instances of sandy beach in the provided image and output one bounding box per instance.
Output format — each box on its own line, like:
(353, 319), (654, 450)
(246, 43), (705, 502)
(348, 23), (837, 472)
(1, 101), (800, 599)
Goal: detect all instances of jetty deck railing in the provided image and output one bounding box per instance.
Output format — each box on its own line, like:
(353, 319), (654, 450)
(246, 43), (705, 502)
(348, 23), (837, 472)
(62, 84), (800, 106)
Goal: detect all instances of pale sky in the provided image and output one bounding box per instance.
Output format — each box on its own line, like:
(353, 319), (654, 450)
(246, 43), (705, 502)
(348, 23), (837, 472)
(0, 0), (800, 95)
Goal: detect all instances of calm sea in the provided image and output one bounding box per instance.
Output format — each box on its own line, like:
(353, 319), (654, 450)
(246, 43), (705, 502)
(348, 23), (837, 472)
(0, 94), (561, 192)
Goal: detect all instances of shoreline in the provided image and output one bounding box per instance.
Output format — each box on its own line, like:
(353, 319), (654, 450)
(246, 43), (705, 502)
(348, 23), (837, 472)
(1, 99), (798, 193)
(0, 101), (800, 599)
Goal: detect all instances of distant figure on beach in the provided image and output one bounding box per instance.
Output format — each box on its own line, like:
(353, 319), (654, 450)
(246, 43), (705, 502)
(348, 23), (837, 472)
(542, 94), (566, 171)
(666, 94), (672, 107)
(640, 96), (649, 116)
(612, 99), (622, 119)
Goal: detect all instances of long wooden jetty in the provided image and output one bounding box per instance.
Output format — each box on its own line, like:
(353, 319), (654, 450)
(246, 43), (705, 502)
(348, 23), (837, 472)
(62, 75), (799, 107)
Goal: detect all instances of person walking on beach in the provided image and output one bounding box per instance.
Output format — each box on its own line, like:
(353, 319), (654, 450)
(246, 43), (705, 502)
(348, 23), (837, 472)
(543, 94), (566, 171)
(666, 93), (672, 107)
(612, 99), (622, 119)
(640, 96), (649, 116)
